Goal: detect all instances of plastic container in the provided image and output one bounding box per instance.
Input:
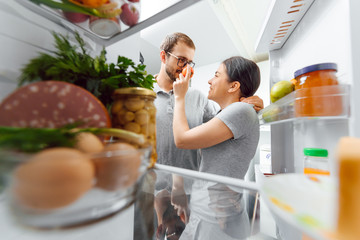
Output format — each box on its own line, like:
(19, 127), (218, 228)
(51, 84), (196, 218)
(111, 87), (157, 165)
(303, 148), (330, 175)
(89, 16), (120, 37)
(293, 63), (342, 117)
(259, 144), (272, 174)
(5, 144), (151, 228)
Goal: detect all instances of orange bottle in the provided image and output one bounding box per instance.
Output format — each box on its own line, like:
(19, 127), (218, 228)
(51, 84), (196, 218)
(303, 148), (330, 176)
(293, 63), (341, 117)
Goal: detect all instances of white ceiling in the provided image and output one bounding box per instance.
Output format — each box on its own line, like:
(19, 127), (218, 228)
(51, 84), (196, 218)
(140, 0), (272, 75)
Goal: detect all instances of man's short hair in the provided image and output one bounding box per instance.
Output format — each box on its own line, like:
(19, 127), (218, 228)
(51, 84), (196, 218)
(160, 32), (196, 53)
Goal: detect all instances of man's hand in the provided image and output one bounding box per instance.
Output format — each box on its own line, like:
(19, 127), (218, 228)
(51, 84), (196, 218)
(240, 95), (264, 112)
(171, 186), (189, 224)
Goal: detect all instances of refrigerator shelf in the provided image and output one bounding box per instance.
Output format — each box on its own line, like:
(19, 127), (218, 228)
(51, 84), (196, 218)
(258, 85), (350, 125)
(260, 173), (337, 240)
(14, 0), (201, 47)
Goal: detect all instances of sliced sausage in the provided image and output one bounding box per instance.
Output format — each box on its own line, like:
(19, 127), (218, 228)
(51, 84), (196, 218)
(0, 81), (111, 128)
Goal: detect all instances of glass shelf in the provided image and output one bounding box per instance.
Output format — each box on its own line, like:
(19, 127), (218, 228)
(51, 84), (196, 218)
(258, 85), (350, 125)
(15, 0), (201, 46)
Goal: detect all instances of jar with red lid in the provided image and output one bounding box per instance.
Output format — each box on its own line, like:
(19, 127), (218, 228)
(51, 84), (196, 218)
(293, 63), (342, 117)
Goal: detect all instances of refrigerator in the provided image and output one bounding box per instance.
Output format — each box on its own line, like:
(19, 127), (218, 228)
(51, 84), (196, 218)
(255, 0), (360, 239)
(0, 0), (359, 239)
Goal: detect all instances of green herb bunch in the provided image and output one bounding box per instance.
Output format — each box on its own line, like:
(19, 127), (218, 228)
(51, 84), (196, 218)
(18, 32), (155, 109)
(0, 124), (146, 153)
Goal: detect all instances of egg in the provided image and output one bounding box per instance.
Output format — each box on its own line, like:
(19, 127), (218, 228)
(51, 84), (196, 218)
(93, 142), (142, 191)
(13, 148), (95, 209)
(74, 132), (104, 153)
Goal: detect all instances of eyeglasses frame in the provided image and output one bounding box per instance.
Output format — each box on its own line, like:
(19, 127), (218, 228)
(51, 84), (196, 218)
(166, 51), (195, 68)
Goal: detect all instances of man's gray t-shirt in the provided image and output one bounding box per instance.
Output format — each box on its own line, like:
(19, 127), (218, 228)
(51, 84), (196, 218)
(200, 102), (259, 179)
(154, 85), (217, 170)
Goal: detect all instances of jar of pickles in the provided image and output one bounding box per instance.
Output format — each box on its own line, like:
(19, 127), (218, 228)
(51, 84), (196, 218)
(111, 87), (157, 164)
(293, 63), (342, 117)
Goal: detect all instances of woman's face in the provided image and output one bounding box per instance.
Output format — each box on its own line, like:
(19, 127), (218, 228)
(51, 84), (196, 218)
(207, 63), (232, 102)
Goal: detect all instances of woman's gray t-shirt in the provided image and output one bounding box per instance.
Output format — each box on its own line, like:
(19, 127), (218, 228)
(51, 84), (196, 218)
(199, 102), (259, 179)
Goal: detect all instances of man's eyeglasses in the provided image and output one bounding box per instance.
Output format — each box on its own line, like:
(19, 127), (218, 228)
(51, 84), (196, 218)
(166, 52), (195, 68)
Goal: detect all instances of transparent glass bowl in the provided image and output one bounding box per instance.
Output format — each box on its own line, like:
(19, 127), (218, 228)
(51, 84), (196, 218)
(2, 145), (151, 228)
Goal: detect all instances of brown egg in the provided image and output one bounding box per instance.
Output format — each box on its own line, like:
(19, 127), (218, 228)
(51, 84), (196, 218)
(13, 148), (95, 209)
(93, 142), (142, 191)
(74, 132), (104, 153)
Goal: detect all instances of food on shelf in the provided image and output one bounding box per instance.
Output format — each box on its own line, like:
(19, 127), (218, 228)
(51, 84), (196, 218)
(74, 132), (105, 153)
(261, 106), (281, 123)
(63, 11), (89, 23)
(337, 137), (360, 240)
(30, 0), (122, 18)
(18, 32), (155, 110)
(111, 88), (157, 164)
(270, 80), (295, 103)
(120, 3), (139, 26)
(293, 63), (342, 117)
(13, 148), (95, 209)
(70, 0), (108, 8)
(92, 142), (142, 191)
(0, 81), (111, 129)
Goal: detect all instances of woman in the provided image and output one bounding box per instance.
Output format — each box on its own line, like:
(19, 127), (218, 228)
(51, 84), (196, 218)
(172, 56), (261, 240)
(173, 56), (260, 179)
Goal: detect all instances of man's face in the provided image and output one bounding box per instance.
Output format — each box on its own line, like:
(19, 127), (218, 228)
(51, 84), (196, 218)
(165, 43), (195, 82)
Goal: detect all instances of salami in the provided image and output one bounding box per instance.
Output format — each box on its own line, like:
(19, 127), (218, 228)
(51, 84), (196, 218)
(0, 81), (111, 128)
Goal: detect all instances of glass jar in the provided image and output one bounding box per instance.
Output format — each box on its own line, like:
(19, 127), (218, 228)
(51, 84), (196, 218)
(293, 63), (342, 117)
(111, 87), (157, 165)
(303, 148), (330, 175)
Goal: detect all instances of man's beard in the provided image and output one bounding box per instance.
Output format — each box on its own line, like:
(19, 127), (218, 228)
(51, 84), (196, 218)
(165, 65), (180, 82)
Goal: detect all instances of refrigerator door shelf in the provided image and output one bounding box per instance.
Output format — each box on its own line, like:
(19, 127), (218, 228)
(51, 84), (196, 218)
(258, 84), (350, 125)
(260, 173), (337, 240)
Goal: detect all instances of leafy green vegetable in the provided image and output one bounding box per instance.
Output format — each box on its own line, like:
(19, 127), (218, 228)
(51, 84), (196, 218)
(18, 32), (156, 109)
(0, 125), (147, 153)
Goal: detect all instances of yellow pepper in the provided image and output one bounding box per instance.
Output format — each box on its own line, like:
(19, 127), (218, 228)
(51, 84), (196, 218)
(69, 0), (108, 8)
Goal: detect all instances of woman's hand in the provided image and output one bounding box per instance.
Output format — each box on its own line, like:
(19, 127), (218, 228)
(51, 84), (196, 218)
(240, 95), (264, 112)
(173, 65), (191, 100)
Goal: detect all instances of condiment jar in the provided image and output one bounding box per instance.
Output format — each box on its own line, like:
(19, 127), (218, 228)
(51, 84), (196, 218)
(111, 87), (157, 164)
(303, 148), (330, 175)
(293, 63), (342, 117)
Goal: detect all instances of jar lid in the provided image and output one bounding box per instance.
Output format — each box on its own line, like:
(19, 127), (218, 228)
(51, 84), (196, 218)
(294, 63), (337, 78)
(303, 148), (328, 157)
(113, 87), (156, 98)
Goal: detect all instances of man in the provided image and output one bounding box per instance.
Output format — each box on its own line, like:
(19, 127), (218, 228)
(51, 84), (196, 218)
(154, 32), (263, 171)
(152, 32), (263, 226)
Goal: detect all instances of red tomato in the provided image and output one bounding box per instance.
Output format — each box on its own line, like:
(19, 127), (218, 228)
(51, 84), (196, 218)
(182, 67), (194, 78)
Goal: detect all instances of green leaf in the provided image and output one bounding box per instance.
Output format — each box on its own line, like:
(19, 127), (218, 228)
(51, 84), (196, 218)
(18, 32), (155, 109)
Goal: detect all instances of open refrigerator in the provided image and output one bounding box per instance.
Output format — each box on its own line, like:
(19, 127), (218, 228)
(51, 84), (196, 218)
(254, 0), (360, 239)
(0, 0), (360, 239)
